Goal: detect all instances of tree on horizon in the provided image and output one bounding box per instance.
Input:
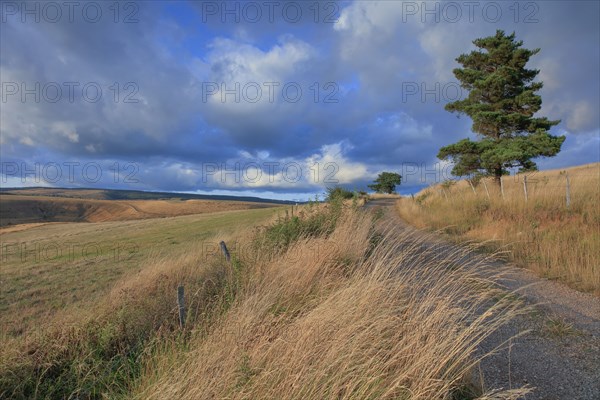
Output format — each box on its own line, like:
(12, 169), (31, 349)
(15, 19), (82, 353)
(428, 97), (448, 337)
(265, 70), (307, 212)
(368, 172), (402, 194)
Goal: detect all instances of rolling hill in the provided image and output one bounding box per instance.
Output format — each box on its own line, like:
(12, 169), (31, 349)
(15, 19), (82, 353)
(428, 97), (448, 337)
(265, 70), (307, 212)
(0, 187), (291, 227)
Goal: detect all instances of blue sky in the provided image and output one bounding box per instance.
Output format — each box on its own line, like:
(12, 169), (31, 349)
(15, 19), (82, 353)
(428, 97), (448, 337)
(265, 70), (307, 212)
(1, 0), (598, 200)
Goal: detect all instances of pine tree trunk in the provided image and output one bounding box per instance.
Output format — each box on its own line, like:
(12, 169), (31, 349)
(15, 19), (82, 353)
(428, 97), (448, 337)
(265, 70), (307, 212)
(493, 168), (503, 189)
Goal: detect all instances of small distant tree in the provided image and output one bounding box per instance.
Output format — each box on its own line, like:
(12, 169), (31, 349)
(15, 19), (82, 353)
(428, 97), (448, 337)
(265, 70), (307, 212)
(368, 172), (402, 194)
(438, 30), (565, 187)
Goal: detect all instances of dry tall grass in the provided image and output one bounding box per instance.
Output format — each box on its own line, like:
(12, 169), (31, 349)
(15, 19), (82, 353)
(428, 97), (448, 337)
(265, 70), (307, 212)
(368, 193), (402, 200)
(131, 207), (525, 399)
(1, 203), (527, 398)
(396, 163), (600, 294)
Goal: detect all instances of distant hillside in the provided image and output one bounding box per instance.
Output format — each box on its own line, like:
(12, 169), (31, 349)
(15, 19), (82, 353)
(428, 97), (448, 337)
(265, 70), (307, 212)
(0, 187), (296, 204)
(0, 188), (291, 227)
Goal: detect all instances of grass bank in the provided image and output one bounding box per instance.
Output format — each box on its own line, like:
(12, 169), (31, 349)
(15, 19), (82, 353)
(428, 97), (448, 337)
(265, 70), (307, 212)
(396, 163), (599, 294)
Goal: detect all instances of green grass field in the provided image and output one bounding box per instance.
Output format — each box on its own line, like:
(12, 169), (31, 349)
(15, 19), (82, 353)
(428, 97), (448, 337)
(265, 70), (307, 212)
(0, 207), (282, 338)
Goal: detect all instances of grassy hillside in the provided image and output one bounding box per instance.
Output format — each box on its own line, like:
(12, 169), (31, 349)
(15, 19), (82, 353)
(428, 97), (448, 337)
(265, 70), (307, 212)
(0, 200), (525, 399)
(396, 163), (600, 294)
(0, 194), (278, 226)
(0, 187), (295, 203)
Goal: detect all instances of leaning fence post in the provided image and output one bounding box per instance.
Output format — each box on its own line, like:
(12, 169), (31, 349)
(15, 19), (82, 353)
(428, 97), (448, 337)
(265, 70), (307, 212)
(523, 175), (528, 202)
(482, 179), (491, 200)
(220, 241), (231, 262)
(565, 172), (571, 208)
(177, 285), (186, 329)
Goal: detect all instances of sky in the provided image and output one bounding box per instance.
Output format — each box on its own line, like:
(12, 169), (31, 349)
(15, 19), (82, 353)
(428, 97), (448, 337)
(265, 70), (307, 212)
(1, 0), (599, 200)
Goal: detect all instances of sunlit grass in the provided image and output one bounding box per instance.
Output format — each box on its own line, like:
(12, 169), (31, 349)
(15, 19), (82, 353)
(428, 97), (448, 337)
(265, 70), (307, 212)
(0, 202), (527, 399)
(0, 207), (283, 337)
(396, 163), (600, 294)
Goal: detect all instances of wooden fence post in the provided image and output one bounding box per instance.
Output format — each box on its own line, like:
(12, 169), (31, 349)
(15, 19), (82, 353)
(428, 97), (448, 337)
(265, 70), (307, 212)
(523, 175), (528, 202)
(177, 285), (186, 329)
(482, 179), (491, 200)
(220, 240), (230, 262)
(565, 172), (571, 208)
(500, 176), (505, 200)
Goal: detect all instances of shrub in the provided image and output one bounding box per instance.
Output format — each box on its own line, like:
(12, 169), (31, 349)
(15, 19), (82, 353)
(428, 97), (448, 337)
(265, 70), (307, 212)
(325, 186), (354, 202)
(258, 202), (343, 256)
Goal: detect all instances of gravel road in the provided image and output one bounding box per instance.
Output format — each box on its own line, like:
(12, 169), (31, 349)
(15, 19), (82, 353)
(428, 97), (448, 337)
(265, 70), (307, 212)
(366, 198), (600, 400)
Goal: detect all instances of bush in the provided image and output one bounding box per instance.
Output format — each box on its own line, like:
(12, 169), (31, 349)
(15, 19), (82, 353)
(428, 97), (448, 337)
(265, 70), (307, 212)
(258, 203), (343, 256)
(325, 187), (354, 202)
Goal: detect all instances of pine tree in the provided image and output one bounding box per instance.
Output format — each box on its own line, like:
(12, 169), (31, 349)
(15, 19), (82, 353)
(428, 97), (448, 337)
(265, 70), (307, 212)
(438, 30), (565, 186)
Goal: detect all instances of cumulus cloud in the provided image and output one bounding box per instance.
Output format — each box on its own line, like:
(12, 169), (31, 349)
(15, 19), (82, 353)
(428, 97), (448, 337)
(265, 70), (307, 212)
(171, 141), (372, 192)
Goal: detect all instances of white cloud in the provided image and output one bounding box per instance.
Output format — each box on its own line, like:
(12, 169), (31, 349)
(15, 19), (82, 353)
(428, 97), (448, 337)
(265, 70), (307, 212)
(51, 122), (79, 143)
(537, 58), (562, 91)
(1, 174), (54, 188)
(194, 141), (372, 190)
(334, 1), (406, 38)
(567, 101), (595, 132)
(418, 26), (473, 82)
(194, 35), (315, 83)
(190, 35), (316, 114)
(19, 137), (35, 146)
(305, 142), (372, 185)
(371, 113), (433, 142)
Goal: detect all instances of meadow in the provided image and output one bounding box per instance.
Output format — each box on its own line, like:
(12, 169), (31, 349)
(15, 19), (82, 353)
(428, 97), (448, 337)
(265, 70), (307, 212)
(396, 163), (600, 294)
(0, 207), (282, 336)
(0, 199), (525, 399)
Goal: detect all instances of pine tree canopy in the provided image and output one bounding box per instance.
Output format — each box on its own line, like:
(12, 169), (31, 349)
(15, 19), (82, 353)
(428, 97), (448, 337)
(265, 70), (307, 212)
(438, 30), (565, 183)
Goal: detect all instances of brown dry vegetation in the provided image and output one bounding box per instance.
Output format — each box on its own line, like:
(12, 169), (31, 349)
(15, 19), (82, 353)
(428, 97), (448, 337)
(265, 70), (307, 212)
(0, 194), (277, 226)
(396, 163), (600, 294)
(1, 200), (527, 399)
(367, 193), (402, 200)
(133, 212), (524, 400)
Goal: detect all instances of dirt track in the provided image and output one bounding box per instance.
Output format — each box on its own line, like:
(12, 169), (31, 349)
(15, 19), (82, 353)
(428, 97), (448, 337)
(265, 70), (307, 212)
(367, 198), (600, 399)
